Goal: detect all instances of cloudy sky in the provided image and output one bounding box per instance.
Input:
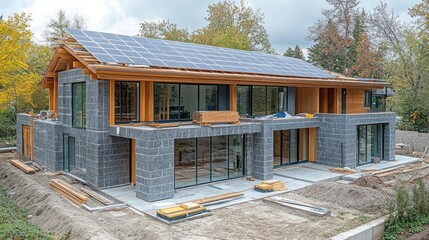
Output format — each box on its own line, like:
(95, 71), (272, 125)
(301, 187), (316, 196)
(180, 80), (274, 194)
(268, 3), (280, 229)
(1, 0), (420, 53)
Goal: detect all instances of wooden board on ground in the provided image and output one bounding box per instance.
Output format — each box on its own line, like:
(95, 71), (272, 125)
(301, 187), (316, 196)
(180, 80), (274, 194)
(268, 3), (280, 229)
(145, 122), (181, 128)
(264, 196), (331, 216)
(10, 159), (35, 174)
(50, 179), (89, 206)
(193, 111), (239, 126)
(191, 192), (245, 205)
(80, 188), (114, 205)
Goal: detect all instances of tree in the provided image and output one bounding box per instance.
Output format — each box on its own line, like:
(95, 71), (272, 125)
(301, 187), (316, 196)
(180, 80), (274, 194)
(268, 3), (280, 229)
(193, 0), (274, 53)
(43, 9), (86, 46)
(138, 20), (189, 42)
(410, 0), (429, 41)
(283, 45), (305, 60)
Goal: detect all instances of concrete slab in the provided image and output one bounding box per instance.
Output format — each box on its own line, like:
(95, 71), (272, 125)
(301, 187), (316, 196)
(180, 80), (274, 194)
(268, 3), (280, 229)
(274, 166), (344, 183)
(356, 155), (421, 171)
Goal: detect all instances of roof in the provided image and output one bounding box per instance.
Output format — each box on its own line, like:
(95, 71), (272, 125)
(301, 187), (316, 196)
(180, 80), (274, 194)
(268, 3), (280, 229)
(42, 29), (390, 89)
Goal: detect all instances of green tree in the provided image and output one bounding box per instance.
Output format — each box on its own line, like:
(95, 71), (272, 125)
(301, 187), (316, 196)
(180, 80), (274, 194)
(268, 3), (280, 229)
(283, 45), (305, 60)
(43, 9), (86, 46)
(138, 20), (189, 42)
(410, 0), (429, 41)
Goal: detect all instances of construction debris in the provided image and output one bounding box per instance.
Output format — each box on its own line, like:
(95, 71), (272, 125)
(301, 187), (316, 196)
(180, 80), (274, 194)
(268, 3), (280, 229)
(10, 159), (35, 174)
(80, 188), (114, 205)
(82, 203), (127, 212)
(193, 111), (239, 126)
(264, 196), (331, 216)
(330, 167), (357, 174)
(50, 179), (89, 206)
(246, 176), (256, 181)
(254, 180), (285, 192)
(157, 203), (207, 221)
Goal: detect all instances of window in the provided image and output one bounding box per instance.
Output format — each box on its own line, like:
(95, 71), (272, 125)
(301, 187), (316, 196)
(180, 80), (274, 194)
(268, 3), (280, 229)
(154, 83), (218, 121)
(237, 86), (287, 117)
(357, 124), (384, 165)
(174, 134), (245, 188)
(372, 96), (386, 110)
(341, 88), (347, 114)
(72, 83), (86, 128)
(115, 82), (139, 123)
(364, 90), (372, 108)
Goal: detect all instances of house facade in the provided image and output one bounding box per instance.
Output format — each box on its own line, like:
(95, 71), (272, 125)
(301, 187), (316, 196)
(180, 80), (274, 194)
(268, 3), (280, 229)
(17, 29), (395, 202)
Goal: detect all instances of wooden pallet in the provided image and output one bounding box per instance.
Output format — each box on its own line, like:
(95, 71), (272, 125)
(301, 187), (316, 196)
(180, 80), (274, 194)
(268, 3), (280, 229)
(193, 111), (239, 126)
(50, 179), (89, 206)
(10, 160), (35, 174)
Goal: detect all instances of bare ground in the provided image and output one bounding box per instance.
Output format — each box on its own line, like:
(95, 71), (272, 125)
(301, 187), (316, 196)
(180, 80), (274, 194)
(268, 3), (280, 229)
(3, 152), (428, 240)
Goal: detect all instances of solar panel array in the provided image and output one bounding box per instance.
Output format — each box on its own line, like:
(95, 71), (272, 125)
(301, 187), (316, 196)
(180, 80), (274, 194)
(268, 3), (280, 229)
(66, 28), (333, 79)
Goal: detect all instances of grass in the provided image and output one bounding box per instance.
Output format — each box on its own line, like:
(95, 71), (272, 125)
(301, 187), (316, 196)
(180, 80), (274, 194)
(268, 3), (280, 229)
(0, 187), (57, 240)
(0, 136), (16, 148)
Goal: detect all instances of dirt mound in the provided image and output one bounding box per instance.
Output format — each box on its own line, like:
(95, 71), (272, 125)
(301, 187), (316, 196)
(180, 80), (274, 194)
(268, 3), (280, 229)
(296, 182), (393, 212)
(353, 175), (385, 189)
(0, 160), (119, 240)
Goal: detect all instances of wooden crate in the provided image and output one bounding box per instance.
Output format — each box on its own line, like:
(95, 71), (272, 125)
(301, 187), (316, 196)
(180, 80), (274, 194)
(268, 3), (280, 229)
(193, 111), (239, 126)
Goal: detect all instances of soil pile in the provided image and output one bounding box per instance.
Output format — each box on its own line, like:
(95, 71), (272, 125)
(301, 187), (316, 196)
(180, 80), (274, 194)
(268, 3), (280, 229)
(296, 182), (392, 212)
(353, 175), (385, 189)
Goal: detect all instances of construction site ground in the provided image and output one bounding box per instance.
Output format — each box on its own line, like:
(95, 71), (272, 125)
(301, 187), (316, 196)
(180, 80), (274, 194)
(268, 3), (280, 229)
(0, 152), (427, 240)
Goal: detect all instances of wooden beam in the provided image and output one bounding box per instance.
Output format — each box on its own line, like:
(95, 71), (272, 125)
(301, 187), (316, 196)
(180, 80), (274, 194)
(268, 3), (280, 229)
(309, 128), (317, 162)
(139, 81), (145, 121)
(109, 80), (115, 125)
(144, 82), (154, 121)
(53, 74), (58, 114)
(72, 61), (85, 69)
(229, 84), (237, 112)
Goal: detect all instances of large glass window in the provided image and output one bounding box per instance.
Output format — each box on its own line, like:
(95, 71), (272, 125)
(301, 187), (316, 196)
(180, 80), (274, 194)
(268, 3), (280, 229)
(372, 96), (386, 110)
(364, 90), (372, 108)
(115, 82), (139, 123)
(357, 124), (384, 165)
(154, 83), (218, 121)
(237, 86), (286, 117)
(174, 134), (245, 188)
(273, 130), (291, 166)
(72, 83), (86, 128)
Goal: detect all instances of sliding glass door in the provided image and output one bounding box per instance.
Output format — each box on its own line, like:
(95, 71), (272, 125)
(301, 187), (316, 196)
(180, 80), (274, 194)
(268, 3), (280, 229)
(174, 134), (245, 188)
(357, 124), (384, 165)
(273, 130), (291, 166)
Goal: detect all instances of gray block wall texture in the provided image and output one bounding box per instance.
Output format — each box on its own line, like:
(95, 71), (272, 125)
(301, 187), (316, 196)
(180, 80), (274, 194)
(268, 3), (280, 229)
(396, 130), (429, 152)
(316, 112), (396, 168)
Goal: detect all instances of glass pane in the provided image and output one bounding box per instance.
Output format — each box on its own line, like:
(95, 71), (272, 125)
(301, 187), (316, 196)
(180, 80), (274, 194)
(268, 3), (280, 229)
(154, 83), (179, 120)
(298, 129), (309, 161)
(180, 84), (198, 120)
(273, 131), (281, 166)
(228, 134), (244, 178)
(281, 130), (290, 164)
(199, 85), (218, 111)
(211, 136), (228, 181)
(252, 86), (266, 116)
(357, 125), (367, 165)
(174, 138), (196, 188)
(72, 83), (85, 127)
(115, 82), (139, 122)
(367, 125), (375, 162)
(375, 124), (383, 159)
(267, 87), (279, 114)
(290, 130), (298, 164)
(278, 88), (287, 112)
(237, 86), (250, 116)
(197, 137), (211, 184)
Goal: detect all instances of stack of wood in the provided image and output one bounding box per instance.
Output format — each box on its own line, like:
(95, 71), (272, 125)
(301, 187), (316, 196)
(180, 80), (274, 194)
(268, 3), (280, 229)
(80, 188), (114, 205)
(157, 203), (206, 221)
(50, 179), (88, 206)
(254, 180), (285, 192)
(193, 111), (239, 126)
(10, 160), (35, 174)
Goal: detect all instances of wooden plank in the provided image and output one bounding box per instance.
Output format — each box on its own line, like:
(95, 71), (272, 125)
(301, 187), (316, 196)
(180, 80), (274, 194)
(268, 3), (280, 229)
(229, 84), (237, 112)
(319, 88), (329, 113)
(50, 179), (89, 203)
(144, 82), (154, 121)
(309, 127), (317, 162)
(131, 139), (136, 185)
(139, 81), (145, 122)
(192, 192), (244, 205)
(72, 61), (85, 69)
(296, 87), (319, 114)
(80, 188), (114, 205)
(10, 159), (35, 174)
(193, 111), (239, 125)
(346, 88), (365, 114)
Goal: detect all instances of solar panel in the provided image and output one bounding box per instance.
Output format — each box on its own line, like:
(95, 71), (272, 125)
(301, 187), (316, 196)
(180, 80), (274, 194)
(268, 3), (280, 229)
(66, 28), (333, 78)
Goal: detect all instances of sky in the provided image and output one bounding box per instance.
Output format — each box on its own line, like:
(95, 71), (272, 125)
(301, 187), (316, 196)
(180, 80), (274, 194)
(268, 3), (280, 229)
(0, 0), (421, 54)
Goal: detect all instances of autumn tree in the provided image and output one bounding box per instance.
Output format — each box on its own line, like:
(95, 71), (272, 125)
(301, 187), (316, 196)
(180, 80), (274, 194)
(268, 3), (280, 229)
(283, 45), (305, 60)
(410, 0), (429, 41)
(43, 9), (86, 46)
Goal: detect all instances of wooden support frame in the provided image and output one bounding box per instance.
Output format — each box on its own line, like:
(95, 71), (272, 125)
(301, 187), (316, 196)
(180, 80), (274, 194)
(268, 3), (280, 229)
(144, 82), (154, 122)
(109, 80), (115, 125)
(139, 82), (145, 121)
(229, 84), (237, 112)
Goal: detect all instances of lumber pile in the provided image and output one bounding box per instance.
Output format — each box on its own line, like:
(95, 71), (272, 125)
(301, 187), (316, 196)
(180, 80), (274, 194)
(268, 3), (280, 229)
(254, 180), (285, 192)
(145, 122), (181, 128)
(157, 203), (207, 221)
(10, 159), (35, 174)
(193, 111), (239, 126)
(80, 188), (114, 205)
(50, 179), (88, 206)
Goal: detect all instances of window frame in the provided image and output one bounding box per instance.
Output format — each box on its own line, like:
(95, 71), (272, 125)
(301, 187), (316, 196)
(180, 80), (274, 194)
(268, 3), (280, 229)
(72, 82), (86, 129)
(114, 81), (140, 124)
(364, 90), (372, 108)
(237, 85), (287, 117)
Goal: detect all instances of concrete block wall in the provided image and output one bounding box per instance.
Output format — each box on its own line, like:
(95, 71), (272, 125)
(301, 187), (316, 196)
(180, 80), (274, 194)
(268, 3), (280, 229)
(396, 130), (429, 152)
(316, 112), (396, 168)
(34, 120), (63, 171)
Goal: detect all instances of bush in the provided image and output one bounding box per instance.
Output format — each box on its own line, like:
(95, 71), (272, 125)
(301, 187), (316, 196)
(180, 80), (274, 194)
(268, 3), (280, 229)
(383, 178), (429, 239)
